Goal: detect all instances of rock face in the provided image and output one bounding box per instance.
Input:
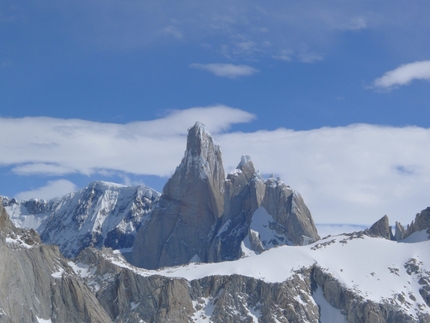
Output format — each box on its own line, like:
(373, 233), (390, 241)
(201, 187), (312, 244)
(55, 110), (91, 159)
(2, 181), (159, 257)
(313, 265), (429, 323)
(74, 247), (321, 323)
(209, 157), (319, 262)
(364, 215), (393, 240)
(365, 207), (430, 242)
(132, 122), (319, 269)
(0, 198), (112, 323)
(395, 207), (430, 241)
(131, 122), (225, 269)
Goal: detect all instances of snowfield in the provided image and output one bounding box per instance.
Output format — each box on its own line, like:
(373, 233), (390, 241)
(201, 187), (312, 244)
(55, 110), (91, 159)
(88, 233), (430, 320)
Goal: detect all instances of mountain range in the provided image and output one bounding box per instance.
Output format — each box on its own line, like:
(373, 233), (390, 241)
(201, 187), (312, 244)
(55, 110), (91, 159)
(1, 122), (430, 322)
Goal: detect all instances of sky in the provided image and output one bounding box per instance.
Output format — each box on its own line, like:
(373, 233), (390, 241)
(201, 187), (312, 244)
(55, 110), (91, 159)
(1, 1), (430, 228)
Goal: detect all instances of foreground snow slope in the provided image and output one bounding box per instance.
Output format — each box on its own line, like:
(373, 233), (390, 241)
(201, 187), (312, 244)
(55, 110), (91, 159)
(95, 232), (430, 320)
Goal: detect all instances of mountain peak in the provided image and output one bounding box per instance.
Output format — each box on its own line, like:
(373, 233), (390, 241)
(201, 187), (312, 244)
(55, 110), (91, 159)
(164, 121), (225, 196)
(186, 121), (216, 156)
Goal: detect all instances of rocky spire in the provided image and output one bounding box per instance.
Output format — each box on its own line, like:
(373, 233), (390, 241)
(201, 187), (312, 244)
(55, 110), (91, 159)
(364, 215), (393, 240)
(162, 121), (225, 217)
(131, 122), (225, 269)
(394, 207), (430, 241)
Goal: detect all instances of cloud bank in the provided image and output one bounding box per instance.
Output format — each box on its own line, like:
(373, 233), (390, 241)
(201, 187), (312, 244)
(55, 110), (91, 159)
(190, 63), (259, 78)
(373, 61), (430, 90)
(0, 105), (254, 177)
(15, 180), (78, 201)
(1, 106), (430, 226)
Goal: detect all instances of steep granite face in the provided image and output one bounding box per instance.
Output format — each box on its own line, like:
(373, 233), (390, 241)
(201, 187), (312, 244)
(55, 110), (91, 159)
(397, 207), (430, 241)
(0, 198), (112, 323)
(261, 176), (320, 246)
(131, 122), (225, 269)
(364, 214), (393, 239)
(163, 121), (225, 220)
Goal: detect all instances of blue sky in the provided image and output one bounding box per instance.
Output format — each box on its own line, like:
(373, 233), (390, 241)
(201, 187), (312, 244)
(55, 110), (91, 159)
(1, 1), (430, 227)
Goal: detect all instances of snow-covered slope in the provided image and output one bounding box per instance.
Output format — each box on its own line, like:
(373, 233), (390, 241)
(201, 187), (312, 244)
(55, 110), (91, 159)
(72, 232), (430, 322)
(2, 181), (160, 257)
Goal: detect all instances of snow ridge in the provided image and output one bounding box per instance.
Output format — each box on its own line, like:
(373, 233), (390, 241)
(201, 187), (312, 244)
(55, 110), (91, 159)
(2, 181), (160, 257)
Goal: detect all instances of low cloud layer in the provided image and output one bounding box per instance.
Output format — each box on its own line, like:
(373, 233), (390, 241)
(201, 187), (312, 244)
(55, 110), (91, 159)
(1, 106), (430, 226)
(15, 179), (78, 201)
(373, 61), (430, 90)
(189, 63), (259, 78)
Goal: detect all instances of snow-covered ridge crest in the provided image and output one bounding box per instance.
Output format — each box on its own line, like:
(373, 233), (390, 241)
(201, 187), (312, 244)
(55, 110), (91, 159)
(75, 233), (430, 322)
(2, 180), (160, 257)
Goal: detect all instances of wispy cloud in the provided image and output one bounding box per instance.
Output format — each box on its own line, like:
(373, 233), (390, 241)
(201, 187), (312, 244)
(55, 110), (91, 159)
(6, 1), (429, 65)
(298, 52), (324, 63)
(162, 25), (183, 39)
(372, 61), (430, 91)
(15, 179), (78, 200)
(344, 16), (367, 31)
(189, 63), (259, 78)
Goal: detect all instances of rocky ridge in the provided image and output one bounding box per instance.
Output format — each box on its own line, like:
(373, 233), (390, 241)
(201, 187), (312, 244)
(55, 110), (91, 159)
(2, 181), (160, 258)
(394, 207), (430, 241)
(0, 198), (112, 323)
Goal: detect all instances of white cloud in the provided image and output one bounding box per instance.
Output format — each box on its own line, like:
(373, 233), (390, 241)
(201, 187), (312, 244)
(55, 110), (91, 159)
(345, 16), (367, 31)
(0, 106), (254, 177)
(216, 124), (430, 226)
(2, 107), (430, 227)
(15, 179), (78, 200)
(162, 25), (183, 39)
(189, 63), (259, 78)
(12, 163), (77, 176)
(372, 61), (430, 90)
(298, 52), (324, 63)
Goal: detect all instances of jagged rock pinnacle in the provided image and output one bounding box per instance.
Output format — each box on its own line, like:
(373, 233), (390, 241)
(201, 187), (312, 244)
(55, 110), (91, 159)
(132, 122), (226, 269)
